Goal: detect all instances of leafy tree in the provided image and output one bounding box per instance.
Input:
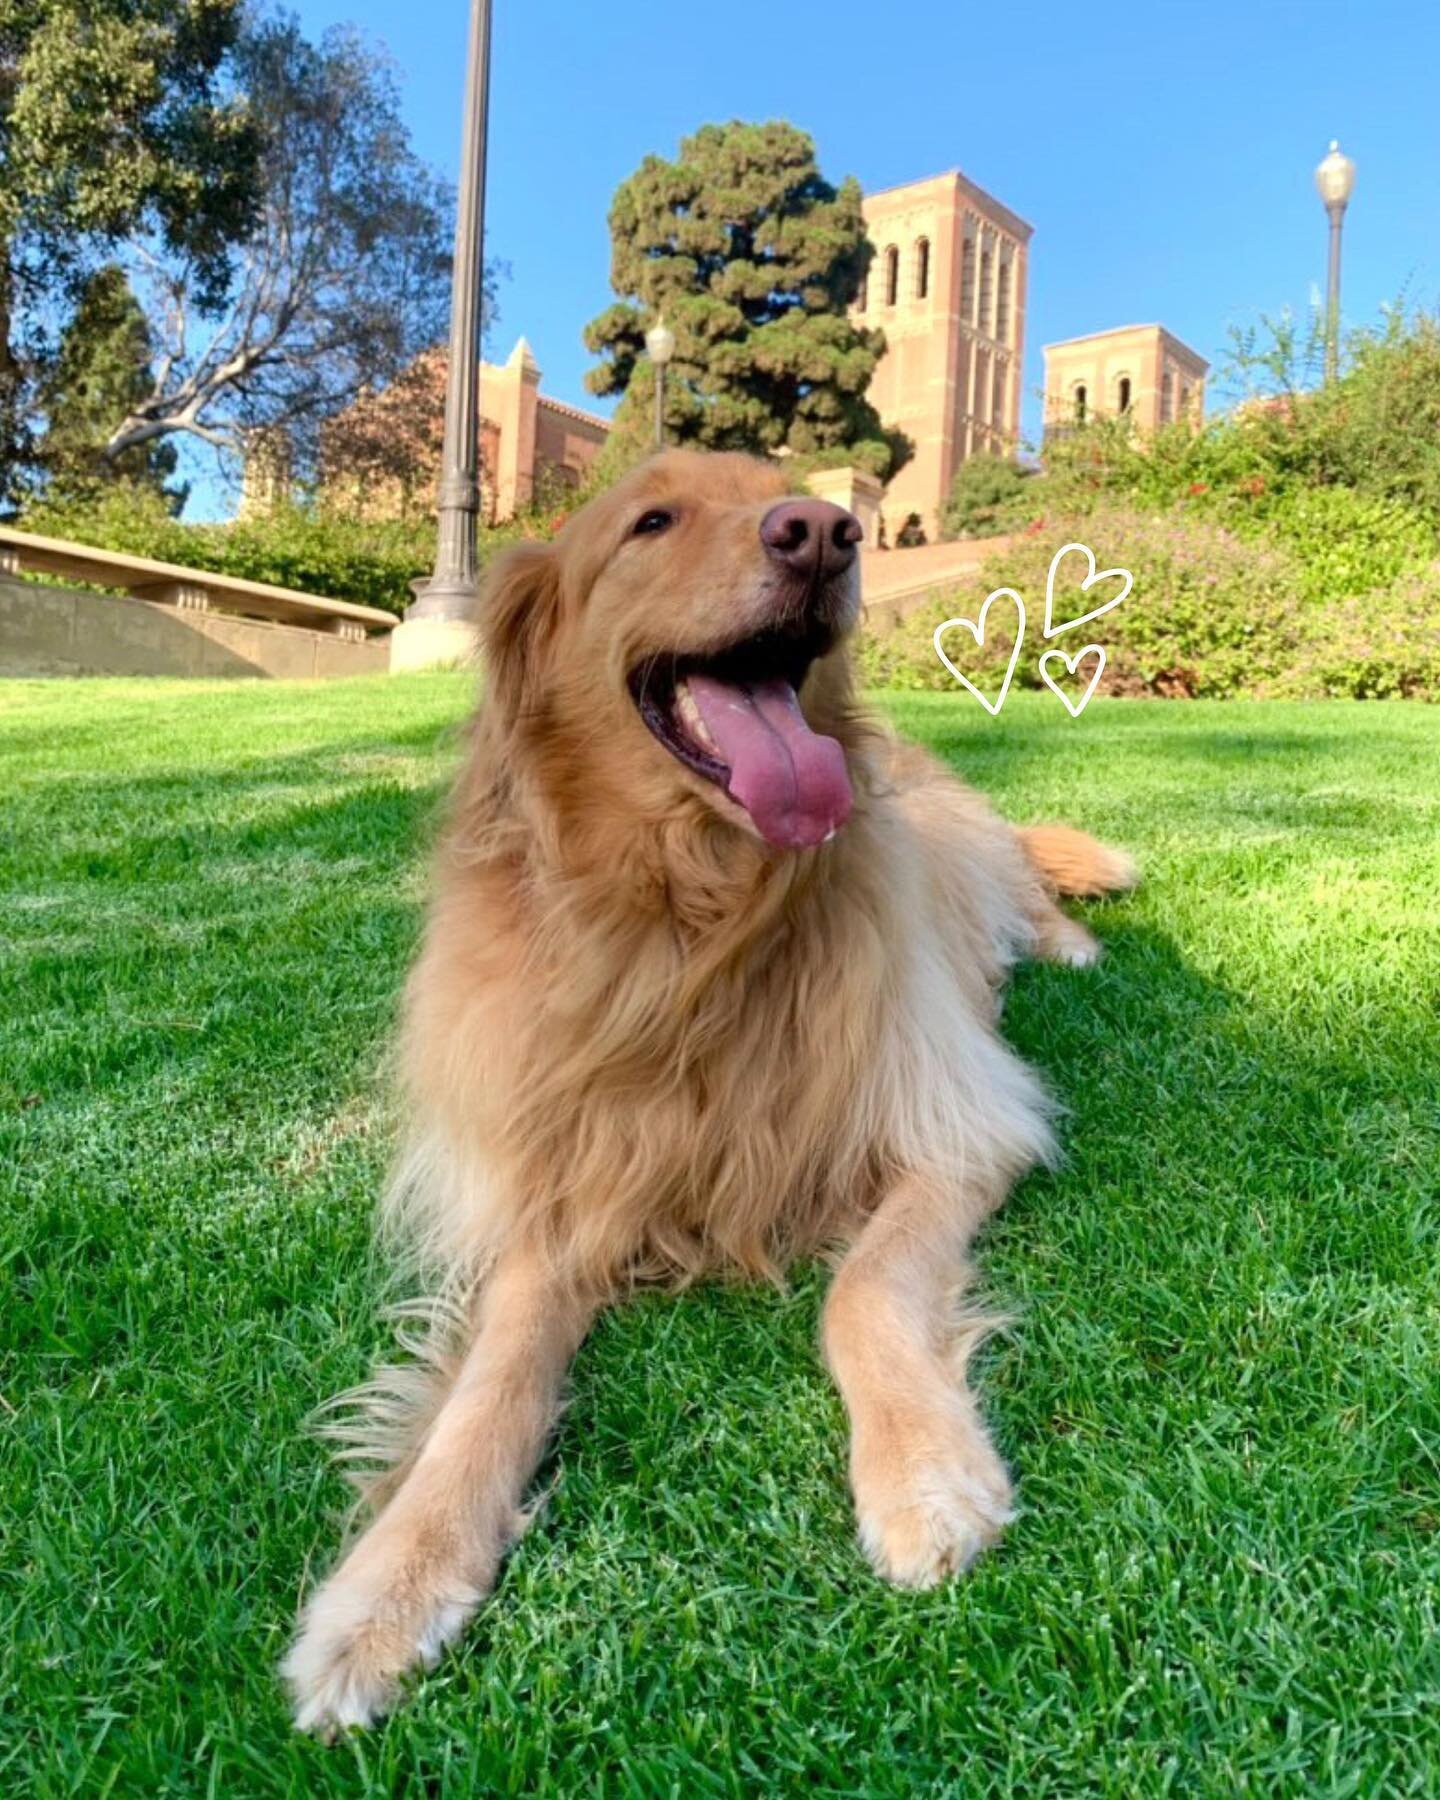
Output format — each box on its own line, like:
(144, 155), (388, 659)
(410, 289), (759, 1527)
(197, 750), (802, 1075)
(583, 120), (906, 478)
(101, 16), (456, 478)
(0, 0), (258, 499)
(35, 264), (185, 507)
(319, 345), (446, 522)
(938, 453), (1035, 540)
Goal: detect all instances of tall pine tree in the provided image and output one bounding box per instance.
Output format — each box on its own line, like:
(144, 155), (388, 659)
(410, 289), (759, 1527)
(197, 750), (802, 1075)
(584, 121), (907, 477)
(37, 265), (185, 508)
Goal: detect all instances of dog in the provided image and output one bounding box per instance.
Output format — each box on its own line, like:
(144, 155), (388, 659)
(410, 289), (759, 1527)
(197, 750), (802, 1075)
(282, 449), (1136, 1735)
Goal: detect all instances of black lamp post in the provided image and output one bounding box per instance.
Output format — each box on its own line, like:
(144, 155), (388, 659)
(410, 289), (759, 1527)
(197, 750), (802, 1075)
(407, 0), (494, 622)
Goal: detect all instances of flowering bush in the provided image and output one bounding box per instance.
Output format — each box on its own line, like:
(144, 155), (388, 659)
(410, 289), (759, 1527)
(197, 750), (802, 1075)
(1275, 569), (1440, 700)
(855, 505), (1439, 700)
(937, 454), (1038, 540)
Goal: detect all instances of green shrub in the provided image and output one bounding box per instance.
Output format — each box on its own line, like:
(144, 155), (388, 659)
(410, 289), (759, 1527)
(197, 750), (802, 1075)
(938, 454), (1037, 540)
(1279, 570), (1440, 700)
(1247, 485), (1433, 604)
(858, 507), (1308, 699)
(18, 486), (569, 616)
(1251, 308), (1440, 525)
(859, 504), (1440, 701)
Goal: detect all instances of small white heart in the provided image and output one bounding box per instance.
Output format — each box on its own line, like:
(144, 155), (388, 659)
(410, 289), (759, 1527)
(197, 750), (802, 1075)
(933, 588), (1026, 716)
(1038, 644), (1106, 718)
(1044, 542), (1132, 638)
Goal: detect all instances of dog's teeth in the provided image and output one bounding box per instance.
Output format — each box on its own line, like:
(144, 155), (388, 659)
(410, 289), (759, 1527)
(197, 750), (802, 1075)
(674, 680), (720, 754)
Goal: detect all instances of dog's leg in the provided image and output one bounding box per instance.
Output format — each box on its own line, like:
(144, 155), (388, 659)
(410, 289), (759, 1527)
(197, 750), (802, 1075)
(283, 1242), (598, 1735)
(1028, 898), (1103, 968)
(1016, 821), (1138, 968)
(822, 1173), (1013, 1588)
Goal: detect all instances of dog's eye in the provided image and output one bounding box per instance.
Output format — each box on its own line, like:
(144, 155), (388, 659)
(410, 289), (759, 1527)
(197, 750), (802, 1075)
(631, 509), (674, 537)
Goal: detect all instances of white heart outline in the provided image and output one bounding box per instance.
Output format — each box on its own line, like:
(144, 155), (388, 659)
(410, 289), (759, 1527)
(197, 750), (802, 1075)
(1044, 542), (1133, 638)
(932, 588), (1026, 717)
(1038, 643), (1107, 718)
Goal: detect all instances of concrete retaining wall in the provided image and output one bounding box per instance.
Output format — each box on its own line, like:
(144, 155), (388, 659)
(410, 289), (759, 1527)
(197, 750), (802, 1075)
(0, 577), (389, 679)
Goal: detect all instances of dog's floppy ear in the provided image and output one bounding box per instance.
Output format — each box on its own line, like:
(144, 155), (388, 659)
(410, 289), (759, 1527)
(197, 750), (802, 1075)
(480, 540), (561, 717)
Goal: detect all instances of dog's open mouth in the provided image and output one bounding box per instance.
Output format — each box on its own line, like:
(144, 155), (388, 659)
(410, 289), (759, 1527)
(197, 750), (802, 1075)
(628, 622), (853, 850)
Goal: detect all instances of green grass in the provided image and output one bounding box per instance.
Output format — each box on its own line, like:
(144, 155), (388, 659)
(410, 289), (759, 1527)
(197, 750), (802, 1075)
(4, 676), (1440, 1797)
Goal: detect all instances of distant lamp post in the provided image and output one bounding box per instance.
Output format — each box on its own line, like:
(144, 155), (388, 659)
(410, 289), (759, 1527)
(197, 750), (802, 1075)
(1315, 139), (1356, 385)
(646, 315), (675, 450)
(395, 0), (493, 665)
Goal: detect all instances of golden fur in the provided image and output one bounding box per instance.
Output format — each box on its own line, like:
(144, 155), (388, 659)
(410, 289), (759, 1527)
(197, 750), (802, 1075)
(282, 450), (1136, 1734)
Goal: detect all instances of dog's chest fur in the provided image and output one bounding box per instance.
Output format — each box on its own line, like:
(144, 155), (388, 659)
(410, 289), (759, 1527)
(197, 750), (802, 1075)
(398, 785), (1048, 1290)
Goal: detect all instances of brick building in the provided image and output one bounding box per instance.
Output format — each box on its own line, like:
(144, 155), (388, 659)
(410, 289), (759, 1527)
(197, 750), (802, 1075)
(853, 170), (1032, 540)
(1043, 324), (1208, 435)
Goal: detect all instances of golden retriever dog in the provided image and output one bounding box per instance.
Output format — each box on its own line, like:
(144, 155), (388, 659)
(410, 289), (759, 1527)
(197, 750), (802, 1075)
(282, 449), (1135, 1734)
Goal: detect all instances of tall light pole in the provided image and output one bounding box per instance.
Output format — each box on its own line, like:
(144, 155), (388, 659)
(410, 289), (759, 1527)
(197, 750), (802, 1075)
(1315, 139), (1356, 386)
(407, 0), (493, 623)
(646, 315), (675, 451)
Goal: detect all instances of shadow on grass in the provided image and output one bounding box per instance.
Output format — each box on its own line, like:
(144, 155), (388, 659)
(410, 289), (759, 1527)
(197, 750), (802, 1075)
(529, 896), (1434, 1570)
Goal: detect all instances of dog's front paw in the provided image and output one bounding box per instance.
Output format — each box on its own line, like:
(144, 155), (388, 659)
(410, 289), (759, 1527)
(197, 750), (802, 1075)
(1038, 914), (1103, 968)
(852, 1429), (1014, 1589)
(281, 1537), (484, 1737)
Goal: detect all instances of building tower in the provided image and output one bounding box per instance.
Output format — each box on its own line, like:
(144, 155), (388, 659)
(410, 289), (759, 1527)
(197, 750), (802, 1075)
(1042, 324), (1208, 436)
(855, 171), (1032, 541)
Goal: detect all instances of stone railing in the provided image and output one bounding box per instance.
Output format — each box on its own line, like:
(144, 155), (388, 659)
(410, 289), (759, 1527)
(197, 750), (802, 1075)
(0, 524), (397, 642)
(860, 535), (1015, 628)
(0, 524), (400, 679)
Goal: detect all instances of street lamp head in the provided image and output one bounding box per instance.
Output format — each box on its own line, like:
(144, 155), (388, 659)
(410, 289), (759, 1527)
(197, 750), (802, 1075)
(1315, 139), (1356, 211)
(646, 315), (676, 367)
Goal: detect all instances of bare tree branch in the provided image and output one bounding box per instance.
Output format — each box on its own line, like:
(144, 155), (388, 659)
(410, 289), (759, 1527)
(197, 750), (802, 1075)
(102, 16), (459, 477)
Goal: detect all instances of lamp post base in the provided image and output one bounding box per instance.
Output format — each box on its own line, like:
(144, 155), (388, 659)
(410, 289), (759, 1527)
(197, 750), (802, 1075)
(388, 615), (479, 674)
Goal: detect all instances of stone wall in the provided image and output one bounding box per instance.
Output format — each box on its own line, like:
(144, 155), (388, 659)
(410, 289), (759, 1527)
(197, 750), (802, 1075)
(0, 577), (389, 679)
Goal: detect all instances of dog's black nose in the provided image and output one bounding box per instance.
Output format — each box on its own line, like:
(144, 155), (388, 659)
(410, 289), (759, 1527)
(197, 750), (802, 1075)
(759, 499), (863, 578)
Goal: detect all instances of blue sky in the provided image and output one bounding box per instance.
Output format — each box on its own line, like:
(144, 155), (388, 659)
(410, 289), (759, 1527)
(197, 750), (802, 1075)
(282, 0), (1435, 477)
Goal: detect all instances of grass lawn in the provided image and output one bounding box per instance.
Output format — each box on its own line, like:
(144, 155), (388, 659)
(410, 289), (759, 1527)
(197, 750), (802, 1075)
(4, 675), (1440, 1797)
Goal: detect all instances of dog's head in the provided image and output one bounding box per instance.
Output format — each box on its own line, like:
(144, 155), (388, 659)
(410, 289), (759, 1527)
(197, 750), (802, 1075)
(481, 449), (865, 851)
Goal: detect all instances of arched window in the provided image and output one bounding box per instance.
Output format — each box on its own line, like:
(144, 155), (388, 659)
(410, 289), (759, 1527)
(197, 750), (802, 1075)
(1117, 375), (1132, 413)
(960, 236), (976, 318)
(1074, 382), (1088, 423)
(979, 247), (994, 333)
(857, 266), (868, 313)
(1178, 381), (1191, 419)
(914, 237), (930, 301)
(884, 245), (899, 306)
(995, 260), (1011, 344)
(1160, 371), (1174, 424)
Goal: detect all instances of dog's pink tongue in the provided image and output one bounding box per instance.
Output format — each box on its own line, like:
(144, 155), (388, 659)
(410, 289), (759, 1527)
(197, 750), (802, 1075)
(686, 675), (852, 849)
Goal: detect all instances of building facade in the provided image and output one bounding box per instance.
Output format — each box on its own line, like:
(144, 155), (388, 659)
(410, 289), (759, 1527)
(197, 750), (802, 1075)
(476, 338), (610, 520)
(854, 171), (1032, 541)
(1043, 324), (1208, 435)
(304, 339), (610, 526)
(256, 181), (1213, 542)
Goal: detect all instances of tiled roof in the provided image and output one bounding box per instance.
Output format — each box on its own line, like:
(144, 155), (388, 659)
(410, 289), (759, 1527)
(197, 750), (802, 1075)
(538, 395), (611, 432)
